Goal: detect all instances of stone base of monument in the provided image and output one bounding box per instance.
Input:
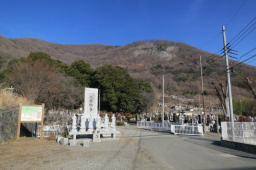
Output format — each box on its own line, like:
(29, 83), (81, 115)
(93, 132), (101, 142)
(100, 129), (120, 141)
(65, 113), (121, 147)
(69, 139), (77, 146)
(59, 137), (69, 145)
(63, 138), (69, 145)
(56, 136), (69, 146)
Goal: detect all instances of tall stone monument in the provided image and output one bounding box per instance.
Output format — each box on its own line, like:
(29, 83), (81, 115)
(68, 87), (119, 146)
(84, 88), (98, 120)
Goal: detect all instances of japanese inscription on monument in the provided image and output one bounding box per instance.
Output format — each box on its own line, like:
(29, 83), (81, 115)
(84, 88), (98, 118)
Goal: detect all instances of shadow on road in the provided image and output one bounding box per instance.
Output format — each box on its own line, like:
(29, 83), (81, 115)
(182, 135), (256, 159)
(208, 167), (256, 170)
(211, 141), (256, 159)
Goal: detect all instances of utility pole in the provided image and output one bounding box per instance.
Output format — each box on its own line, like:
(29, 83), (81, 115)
(162, 75), (165, 127)
(98, 89), (100, 115)
(199, 94), (202, 123)
(222, 25), (234, 133)
(200, 55), (206, 132)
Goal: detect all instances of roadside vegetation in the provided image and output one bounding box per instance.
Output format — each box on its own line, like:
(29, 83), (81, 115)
(233, 98), (256, 116)
(0, 88), (33, 110)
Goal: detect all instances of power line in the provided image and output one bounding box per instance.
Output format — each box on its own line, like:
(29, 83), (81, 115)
(232, 26), (256, 48)
(226, 0), (247, 27)
(230, 53), (256, 69)
(239, 47), (256, 60)
(200, 17), (256, 68)
(207, 17), (256, 67)
(228, 17), (256, 46)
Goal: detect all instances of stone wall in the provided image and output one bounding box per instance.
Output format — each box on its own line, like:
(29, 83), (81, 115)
(45, 109), (73, 125)
(0, 109), (19, 142)
(0, 109), (74, 141)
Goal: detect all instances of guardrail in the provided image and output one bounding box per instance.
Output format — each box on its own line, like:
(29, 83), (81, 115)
(221, 122), (256, 146)
(137, 121), (203, 135)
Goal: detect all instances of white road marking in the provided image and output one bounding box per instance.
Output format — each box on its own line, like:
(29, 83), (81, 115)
(220, 153), (237, 158)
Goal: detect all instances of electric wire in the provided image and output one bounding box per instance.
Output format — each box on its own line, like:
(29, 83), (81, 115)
(207, 17), (256, 67)
(228, 16), (256, 45)
(239, 47), (256, 60)
(230, 53), (256, 69)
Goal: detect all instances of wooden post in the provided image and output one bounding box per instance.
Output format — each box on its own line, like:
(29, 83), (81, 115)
(17, 103), (22, 139)
(40, 104), (45, 139)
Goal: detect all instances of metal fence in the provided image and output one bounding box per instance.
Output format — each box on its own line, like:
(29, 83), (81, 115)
(137, 121), (203, 135)
(171, 124), (203, 135)
(136, 121), (173, 132)
(36, 125), (64, 137)
(221, 122), (256, 146)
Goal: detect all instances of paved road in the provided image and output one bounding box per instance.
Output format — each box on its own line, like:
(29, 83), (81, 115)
(1, 125), (256, 170)
(121, 125), (256, 170)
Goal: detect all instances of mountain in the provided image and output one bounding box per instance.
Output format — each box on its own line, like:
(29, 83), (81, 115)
(1, 35), (256, 105)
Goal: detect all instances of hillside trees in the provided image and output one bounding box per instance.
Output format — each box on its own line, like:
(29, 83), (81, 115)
(65, 60), (94, 86)
(3, 52), (154, 113)
(0, 56), (6, 82)
(92, 65), (154, 113)
(137, 80), (154, 112)
(244, 77), (256, 99)
(6, 53), (83, 109)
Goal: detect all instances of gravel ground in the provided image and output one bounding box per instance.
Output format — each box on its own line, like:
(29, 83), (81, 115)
(0, 125), (169, 170)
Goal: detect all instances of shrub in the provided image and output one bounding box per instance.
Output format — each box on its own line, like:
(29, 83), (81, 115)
(0, 88), (33, 110)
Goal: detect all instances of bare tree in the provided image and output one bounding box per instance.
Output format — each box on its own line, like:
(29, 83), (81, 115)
(212, 81), (228, 116)
(9, 60), (56, 101)
(244, 76), (256, 99)
(8, 60), (83, 109)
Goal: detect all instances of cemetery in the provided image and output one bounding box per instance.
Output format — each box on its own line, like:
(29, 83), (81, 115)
(1, 86), (256, 169)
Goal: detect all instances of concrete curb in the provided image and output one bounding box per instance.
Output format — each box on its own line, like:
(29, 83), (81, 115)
(221, 140), (256, 154)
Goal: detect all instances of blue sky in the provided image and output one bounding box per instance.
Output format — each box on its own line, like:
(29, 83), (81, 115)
(0, 0), (256, 65)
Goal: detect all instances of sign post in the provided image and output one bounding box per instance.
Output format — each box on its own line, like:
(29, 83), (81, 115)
(17, 103), (45, 139)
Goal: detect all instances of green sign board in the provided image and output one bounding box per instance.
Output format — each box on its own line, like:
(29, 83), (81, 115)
(21, 106), (43, 122)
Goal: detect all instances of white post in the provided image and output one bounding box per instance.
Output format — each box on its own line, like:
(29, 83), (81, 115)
(104, 114), (109, 129)
(72, 114), (77, 140)
(98, 89), (100, 116)
(80, 115), (86, 132)
(111, 114), (116, 129)
(162, 75), (165, 127)
(72, 114), (77, 132)
(96, 115), (101, 130)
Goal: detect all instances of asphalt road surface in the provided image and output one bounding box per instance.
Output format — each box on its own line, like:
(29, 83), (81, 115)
(0, 125), (255, 170)
(121, 125), (256, 170)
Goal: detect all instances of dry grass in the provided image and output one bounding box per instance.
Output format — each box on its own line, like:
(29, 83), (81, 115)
(0, 88), (33, 110)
